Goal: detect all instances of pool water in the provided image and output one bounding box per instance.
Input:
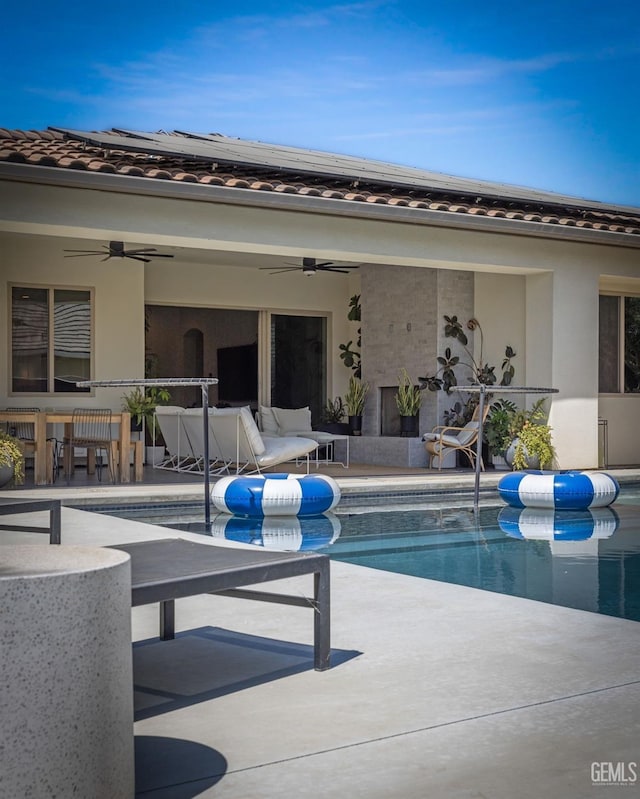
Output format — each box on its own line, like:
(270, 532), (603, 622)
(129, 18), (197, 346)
(100, 490), (640, 623)
(326, 504), (640, 623)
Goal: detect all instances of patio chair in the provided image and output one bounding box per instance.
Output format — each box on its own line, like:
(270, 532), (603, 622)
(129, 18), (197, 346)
(63, 408), (117, 482)
(153, 406), (196, 471)
(258, 405), (350, 467)
(423, 403), (490, 471)
(209, 406), (318, 474)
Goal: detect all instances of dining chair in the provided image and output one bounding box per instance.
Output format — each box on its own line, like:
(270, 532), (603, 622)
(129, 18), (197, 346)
(64, 408), (117, 483)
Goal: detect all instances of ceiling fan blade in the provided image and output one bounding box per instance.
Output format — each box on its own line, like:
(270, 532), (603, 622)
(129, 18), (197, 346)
(315, 261), (334, 268)
(320, 267), (351, 274)
(141, 252), (174, 259)
(126, 254), (152, 263)
(64, 249), (103, 255)
(261, 267), (301, 274)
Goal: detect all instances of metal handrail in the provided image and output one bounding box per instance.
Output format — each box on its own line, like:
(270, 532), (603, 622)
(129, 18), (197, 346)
(456, 385), (559, 510)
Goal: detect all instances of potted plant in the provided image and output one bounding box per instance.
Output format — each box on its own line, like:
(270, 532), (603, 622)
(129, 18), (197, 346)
(420, 316), (516, 395)
(317, 397), (350, 435)
(503, 398), (555, 470)
(338, 294), (362, 378)
(0, 430), (25, 487)
(484, 398), (518, 469)
(121, 386), (171, 465)
(344, 376), (369, 436)
(395, 368), (423, 437)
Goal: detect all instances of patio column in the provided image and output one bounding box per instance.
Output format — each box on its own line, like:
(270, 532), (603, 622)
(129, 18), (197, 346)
(526, 267), (600, 469)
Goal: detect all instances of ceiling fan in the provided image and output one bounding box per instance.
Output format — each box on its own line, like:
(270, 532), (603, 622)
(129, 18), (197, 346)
(63, 241), (174, 263)
(261, 257), (359, 276)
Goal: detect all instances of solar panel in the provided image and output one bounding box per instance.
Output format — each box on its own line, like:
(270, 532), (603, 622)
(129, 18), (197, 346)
(51, 126), (618, 210)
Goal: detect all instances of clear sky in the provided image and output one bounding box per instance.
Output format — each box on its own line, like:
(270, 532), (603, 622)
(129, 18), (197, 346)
(3, 0), (639, 206)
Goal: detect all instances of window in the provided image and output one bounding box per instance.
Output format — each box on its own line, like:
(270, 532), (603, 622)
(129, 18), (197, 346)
(599, 294), (640, 393)
(11, 286), (92, 394)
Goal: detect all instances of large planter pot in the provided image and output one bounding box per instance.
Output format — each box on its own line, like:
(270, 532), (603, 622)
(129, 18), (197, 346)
(0, 463), (14, 488)
(348, 415), (362, 436)
(399, 415), (418, 438)
(505, 438), (540, 470)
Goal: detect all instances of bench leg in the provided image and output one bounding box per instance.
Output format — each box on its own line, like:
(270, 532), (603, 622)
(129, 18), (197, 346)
(314, 564), (331, 671)
(160, 600), (175, 640)
(49, 502), (61, 544)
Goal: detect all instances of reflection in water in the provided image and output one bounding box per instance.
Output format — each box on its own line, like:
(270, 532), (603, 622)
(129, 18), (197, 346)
(210, 512), (341, 551)
(498, 506), (619, 541)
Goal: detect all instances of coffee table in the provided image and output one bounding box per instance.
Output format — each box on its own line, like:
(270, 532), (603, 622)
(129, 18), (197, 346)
(110, 538), (331, 670)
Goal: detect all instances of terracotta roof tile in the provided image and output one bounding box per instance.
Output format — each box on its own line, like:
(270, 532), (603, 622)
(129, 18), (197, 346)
(0, 128), (638, 238)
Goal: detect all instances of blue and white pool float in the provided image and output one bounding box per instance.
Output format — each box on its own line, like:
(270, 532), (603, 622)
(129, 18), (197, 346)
(211, 473), (341, 517)
(498, 470), (619, 510)
(498, 506), (619, 541)
(211, 512), (341, 551)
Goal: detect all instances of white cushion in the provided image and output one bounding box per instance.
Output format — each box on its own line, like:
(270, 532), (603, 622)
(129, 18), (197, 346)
(154, 406), (185, 415)
(257, 435), (317, 466)
(272, 407), (312, 435)
(259, 405), (279, 436)
(456, 421), (479, 446)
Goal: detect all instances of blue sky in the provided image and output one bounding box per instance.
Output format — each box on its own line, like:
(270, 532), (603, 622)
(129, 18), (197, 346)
(3, 1), (639, 206)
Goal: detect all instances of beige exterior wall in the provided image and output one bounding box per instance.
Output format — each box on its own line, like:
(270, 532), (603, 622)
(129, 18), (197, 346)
(1, 234), (144, 412)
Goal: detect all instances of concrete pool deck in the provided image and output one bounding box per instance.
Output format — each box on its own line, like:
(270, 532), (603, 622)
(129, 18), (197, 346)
(1, 469), (640, 797)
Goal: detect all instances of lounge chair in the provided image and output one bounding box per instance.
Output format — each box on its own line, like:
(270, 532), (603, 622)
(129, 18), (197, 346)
(180, 408), (230, 475)
(209, 406), (318, 474)
(153, 406), (199, 472)
(258, 405), (350, 467)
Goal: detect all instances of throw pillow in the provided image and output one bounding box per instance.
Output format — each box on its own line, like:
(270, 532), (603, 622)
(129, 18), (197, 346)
(259, 405), (279, 435)
(272, 407), (312, 435)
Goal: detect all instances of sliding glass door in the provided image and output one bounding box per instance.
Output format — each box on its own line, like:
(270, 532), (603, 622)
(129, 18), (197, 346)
(270, 314), (327, 424)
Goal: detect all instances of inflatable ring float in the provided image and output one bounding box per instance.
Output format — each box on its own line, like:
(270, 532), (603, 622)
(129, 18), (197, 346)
(498, 470), (619, 510)
(498, 506), (619, 541)
(211, 473), (341, 517)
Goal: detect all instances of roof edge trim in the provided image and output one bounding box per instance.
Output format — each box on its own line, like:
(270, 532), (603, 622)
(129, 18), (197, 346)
(1, 161), (639, 250)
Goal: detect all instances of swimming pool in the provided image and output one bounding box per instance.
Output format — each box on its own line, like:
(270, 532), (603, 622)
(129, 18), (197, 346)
(99, 488), (640, 623)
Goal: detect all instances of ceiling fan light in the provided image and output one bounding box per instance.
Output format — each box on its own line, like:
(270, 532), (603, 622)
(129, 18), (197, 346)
(303, 266), (316, 276)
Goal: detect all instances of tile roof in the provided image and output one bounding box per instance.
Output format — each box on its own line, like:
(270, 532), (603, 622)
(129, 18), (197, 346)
(1, 127), (639, 238)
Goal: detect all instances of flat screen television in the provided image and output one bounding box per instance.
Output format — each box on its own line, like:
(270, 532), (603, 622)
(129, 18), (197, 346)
(216, 343), (258, 403)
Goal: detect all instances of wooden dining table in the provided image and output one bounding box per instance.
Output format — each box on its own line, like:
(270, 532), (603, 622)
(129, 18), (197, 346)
(0, 410), (133, 485)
